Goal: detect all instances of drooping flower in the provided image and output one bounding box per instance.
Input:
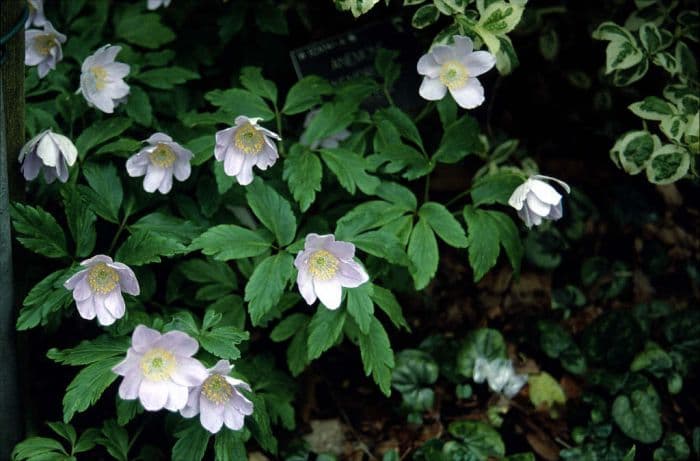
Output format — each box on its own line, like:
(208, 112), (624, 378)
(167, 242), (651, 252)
(294, 233), (369, 310)
(112, 325), (209, 412)
(147, 0), (172, 10)
(417, 35), (496, 109)
(180, 360), (254, 433)
(508, 175), (571, 228)
(126, 133), (192, 194)
(473, 357), (528, 398)
(25, 22), (65, 78)
(63, 255), (140, 326)
(25, 0), (47, 29)
(78, 45), (130, 114)
(18, 129), (77, 183)
(303, 109), (351, 149)
(214, 116), (281, 186)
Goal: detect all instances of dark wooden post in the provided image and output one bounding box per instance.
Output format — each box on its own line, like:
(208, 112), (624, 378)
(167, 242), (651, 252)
(1, 0), (26, 458)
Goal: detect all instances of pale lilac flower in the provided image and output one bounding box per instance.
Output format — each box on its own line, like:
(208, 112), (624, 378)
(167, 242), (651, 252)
(25, 0), (47, 29)
(18, 129), (77, 183)
(78, 45), (130, 114)
(303, 109), (350, 149)
(180, 360), (254, 433)
(25, 22), (65, 78)
(417, 35), (496, 109)
(126, 133), (192, 194)
(508, 175), (571, 228)
(147, 0), (172, 9)
(473, 357), (527, 398)
(112, 325), (208, 412)
(214, 116), (281, 186)
(294, 233), (369, 310)
(63, 255), (139, 326)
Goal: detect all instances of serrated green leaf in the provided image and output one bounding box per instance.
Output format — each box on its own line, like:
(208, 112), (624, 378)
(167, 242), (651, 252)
(283, 145), (322, 212)
(407, 219), (438, 290)
(205, 88), (275, 121)
(125, 85), (153, 126)
(172, 421), (210, 461)
(320, 148), (380, 195)
(135, 66), (199, 89)
(282, 76), (333, 115)
(419, 202), (468, 248)
(199, 326), (249, 360)
(358, 317), (394, 396)
(75, 118), (132, 159)
(10, 203), (68, 258)
(189, 225), (272, 260)
(61, 187), (96, 257)
(115, 12), (175, 49)
(115, 230), (186, 266)
(240, 66), (278, 103)
(80, 162), (123, 223)
(246, 179), (297, 246)
(370, 284), (409, 331)
(245, 253), (295, 326)
(307, 307), (347, 360)
(470, 171), (523, 206)
(62, 357), (121, 422)
(346, 284), (374, 334)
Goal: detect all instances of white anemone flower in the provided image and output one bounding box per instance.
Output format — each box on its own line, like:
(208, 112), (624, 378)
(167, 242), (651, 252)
(79, 45), (130, 114)
(126, 133), (193, 194)
(25, 22), (66, 78)
(508, 175), (571, 228)
(214, 116), (281, 186)
(294, 233), (369, 310)
(417, 35), (496, 109)
(63, 255), (140, 326)
(18, 129), (77, 183)
(147, 0), (172, 9)
(303, 109), (351, 149)
(180, 360), (254, 433)
(25, 0), (47, 29)
(112, 325), (209, 412)
(473, 357), (528, 398)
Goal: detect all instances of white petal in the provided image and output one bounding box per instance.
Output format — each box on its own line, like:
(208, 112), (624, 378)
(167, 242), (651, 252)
(430, 44), (454, 64)
(75, 297), (96, 320)
(223, 405), (245, 430)
(453, 35), (474, 57)
(164, 381), (189, 411)
(235, 162), (255, 186)
(296, 268), (317, 305)
(145, 132), (173, 144)
(223, 150), (244, 177)
(132, 325), (161, 353)
(210, 360), (233, 375)
(143, 167), (166, 193)
(417, 53), (440, 78)
(103, 290), (126, 319)
(449, 78), (485, 109)
(154, 331), (199, 356)
(305, 233), (335, 251)
(36, 134), (60, 167)
(157, 170), (173, 194)
(173, 158), (191, 182)
(508, 182), (530, 210)
(313, 279), (343, 310)
(72, 277), (92, 301)
(126, 152), (149, 177)
(200, 398), (225, 433)
(337, 260), (369, 288)
(139, 379), (168, 411)
(94, 297), (117, 326)
(529, 179), (563, 205)
(64, 268), (88, 289)
(463, 51), (496, 77)
(51, 133), (78, 166)
(526, 193), (552, 217)
(104, 62), (130, 79)
(171, 358), (208, 387)
(472, 357), (490, 383)
(419, 77), (447, 101)
(180, 387), (201, 418)
(118, 372), (142, 400)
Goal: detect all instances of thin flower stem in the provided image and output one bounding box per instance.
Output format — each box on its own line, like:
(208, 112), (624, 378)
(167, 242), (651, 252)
(107, 203), (132, 255)
(423, 175), (431, 202)
(415, 102), (435, 123)
(445, 187), (472, 208)
(274, 106), (285, 157)
(383, 84), (396, 106)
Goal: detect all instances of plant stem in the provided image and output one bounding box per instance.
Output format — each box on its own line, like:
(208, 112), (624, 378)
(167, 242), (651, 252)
(107, 203), (132, 255)
(423, 174), (431, 202)
(445, 188), (472, 208)
(415, 102), (435, 123)
(274, 106), (285, 157)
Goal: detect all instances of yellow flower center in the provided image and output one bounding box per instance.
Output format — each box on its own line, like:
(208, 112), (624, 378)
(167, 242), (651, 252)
(439, 60), (469, 90)
(140, 348), (177, 382)
(233, 123), (265, 155)
(308, 250), (339, 281)
(90, 66), (108, 91)
(87, 263), (119, 294)
(149, 143), (176, 168)
(34, 34), (57, 56)
(201, 374), (234, 404)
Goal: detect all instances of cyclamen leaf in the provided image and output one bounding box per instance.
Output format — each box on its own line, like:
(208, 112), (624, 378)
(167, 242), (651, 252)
(283, 145), (323, 212)
(307, 307), (347, 360)
(189, 224), (273, 260)
(407, 219), (439, 290)
(358, 317), (395, 396)
(10, 203), (68, 258)
(245, 253), (295, 326)
(246, 179), (297, 247)
(115, 230), (186, 266)
(419, 202), (468, 248)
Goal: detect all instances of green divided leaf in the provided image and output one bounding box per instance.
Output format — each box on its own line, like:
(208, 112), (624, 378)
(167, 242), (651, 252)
(245, 253), (295, 326)
(307, 307), (347, 360)
(135, 67), (200, 89)
(283, 144), (323, 212)
(189, 224), (273, 260)
(320, 148), (380, 195)
(10, 203), (68, 258)
(407, 218), (439, 290)
(346, 284), (374, 334)
(358, 317), (395, 396)
(115, 12), (175, 49)
(419, 202), (468, 248)
(282, 76), (333, 115)
(115, 230), (186, 266)
(205, 88), (275, 121)
(80, 162), (123, 223)
(246, 179), (297, 247)
(75, 118), (132, 159)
